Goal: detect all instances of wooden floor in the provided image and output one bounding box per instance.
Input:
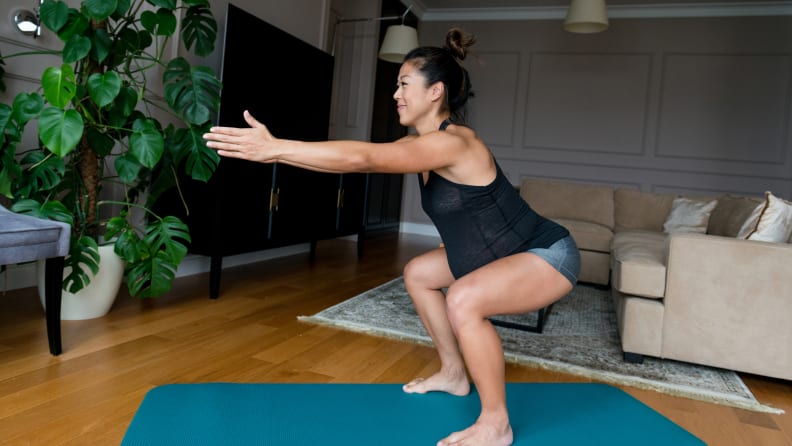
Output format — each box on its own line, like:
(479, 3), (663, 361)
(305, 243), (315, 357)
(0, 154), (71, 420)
(0, 233), (790, 445)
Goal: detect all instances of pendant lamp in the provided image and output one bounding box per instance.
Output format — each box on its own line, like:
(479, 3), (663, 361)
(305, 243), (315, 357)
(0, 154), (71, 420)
(564, 0), (609, 34)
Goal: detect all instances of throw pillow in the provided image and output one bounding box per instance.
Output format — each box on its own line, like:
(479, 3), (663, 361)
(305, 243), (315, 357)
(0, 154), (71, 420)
(707, 195), (764, 237)
(737, 202), (764, 239)
(739, 191), (792, 242)
(663, 197), (718, 234)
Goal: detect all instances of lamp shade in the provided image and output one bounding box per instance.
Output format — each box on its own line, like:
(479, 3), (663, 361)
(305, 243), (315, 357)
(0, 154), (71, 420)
(564, 0), (609, 34)
(378, 25), (419, 63)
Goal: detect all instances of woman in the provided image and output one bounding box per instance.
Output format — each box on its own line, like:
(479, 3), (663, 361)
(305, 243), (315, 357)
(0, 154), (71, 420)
(204, 28), (580, 446)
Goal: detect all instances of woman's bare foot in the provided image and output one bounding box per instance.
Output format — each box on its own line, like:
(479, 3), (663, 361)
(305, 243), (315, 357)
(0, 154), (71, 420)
(437, 414), (513, 446)
(402, 368), (470, 396)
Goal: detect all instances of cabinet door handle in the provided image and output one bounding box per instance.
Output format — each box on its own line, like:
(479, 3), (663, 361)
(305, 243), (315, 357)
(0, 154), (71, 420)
(270, 187), (280, 211)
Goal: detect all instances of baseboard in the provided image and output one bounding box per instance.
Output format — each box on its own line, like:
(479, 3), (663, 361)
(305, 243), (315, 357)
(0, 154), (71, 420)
(399, 222), (440, 237)
(0, 226), (437, 293)
(0, 244), (312, 293)
(0, 263), (38, 293)
(173, 244), (312, 278)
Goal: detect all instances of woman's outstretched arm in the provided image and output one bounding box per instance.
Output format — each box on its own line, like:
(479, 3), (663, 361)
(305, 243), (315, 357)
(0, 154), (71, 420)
(203, 111), (465, 174)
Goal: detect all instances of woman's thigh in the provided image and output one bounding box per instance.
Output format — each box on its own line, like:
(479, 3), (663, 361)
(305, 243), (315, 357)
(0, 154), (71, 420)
(448, 246), (577, 319)
(403, 247), (456, 291)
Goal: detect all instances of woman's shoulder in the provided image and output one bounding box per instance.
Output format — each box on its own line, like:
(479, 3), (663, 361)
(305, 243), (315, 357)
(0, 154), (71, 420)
(444, 123), (484, 145)
(395, 134), (419, 143)
(395, 125), (484, 157)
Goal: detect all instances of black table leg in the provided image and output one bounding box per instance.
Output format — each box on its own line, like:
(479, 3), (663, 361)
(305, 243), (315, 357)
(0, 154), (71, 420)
(210, 255), (222, 299)
(44, 256), (64, 355)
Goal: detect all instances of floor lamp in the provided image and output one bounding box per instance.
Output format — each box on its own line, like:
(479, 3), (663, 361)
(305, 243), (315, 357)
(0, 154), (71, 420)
(332, 5), (418, 63)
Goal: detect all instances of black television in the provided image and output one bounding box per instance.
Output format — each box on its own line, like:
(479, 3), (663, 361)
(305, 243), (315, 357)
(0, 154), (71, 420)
(219, 3), (334, 141)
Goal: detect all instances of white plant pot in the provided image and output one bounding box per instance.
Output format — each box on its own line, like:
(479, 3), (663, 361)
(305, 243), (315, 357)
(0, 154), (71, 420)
(38, 244), (125, 320)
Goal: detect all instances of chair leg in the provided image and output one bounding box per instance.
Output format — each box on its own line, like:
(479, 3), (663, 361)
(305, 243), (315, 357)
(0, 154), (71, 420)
(623, 352), (644, 364)
(489, 305), (552, 333)
(44, 256), (64, 355)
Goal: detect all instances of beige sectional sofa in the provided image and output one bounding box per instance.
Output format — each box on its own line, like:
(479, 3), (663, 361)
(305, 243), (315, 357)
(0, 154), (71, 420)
(520, 178), (792, 381)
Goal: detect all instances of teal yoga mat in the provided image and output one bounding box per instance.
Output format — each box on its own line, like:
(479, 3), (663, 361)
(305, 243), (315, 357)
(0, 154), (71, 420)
(122, 383), (704, 445)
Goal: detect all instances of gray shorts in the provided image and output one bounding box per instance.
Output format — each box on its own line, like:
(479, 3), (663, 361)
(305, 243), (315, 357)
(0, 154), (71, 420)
(526, 235), (581, 286)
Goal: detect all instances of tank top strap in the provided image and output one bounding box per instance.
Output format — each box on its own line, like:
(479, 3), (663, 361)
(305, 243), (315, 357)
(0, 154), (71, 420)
(439, 119), (451, 131)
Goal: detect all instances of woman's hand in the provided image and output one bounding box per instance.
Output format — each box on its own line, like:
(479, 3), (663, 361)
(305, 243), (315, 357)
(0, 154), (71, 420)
(203, 111), (277, 162)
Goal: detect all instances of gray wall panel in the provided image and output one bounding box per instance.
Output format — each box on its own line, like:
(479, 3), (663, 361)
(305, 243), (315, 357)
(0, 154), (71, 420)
(523, 52), (652, 155)
(467, 52), (521, 147)
(656, 53), (791, 164)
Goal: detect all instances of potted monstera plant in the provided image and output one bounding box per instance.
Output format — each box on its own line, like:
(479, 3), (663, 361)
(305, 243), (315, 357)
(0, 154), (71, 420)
(0, 0), (222, 311)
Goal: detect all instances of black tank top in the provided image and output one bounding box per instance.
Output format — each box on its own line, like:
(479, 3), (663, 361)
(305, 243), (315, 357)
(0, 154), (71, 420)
(418, 121), (569, 278)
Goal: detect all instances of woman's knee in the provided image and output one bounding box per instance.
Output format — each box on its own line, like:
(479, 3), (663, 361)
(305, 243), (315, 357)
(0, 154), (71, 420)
(403, 256), (426, 288)
(445, 281), (484, 330)
(404, 250), (451, 290)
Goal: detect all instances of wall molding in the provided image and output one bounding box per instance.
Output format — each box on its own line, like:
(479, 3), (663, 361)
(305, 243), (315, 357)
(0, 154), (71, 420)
(406, 1), (792, 21)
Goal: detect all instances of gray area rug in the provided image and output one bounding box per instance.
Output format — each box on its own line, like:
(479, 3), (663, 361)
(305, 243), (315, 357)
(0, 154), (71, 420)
(300, 277), (782, 414)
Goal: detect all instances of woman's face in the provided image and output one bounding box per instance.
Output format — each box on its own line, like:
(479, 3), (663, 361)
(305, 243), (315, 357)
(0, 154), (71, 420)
(393, 62), (437, 127)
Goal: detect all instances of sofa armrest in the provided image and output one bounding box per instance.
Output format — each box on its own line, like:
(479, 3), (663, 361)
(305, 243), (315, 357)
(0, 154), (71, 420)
(662, 233), (792, 379)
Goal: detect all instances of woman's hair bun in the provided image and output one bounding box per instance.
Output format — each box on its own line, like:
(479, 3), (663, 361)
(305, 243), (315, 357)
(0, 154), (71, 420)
(444, 28), (476, 61)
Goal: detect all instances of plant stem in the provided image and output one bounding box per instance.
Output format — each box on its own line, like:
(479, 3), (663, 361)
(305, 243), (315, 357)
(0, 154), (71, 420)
(98, 199), (163, 222)
(0, 50), (61, 60)
(77, 138), (99, 236)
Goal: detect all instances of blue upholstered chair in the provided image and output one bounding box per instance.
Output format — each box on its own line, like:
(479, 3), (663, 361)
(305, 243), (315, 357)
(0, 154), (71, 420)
(0, 205), (70, 355)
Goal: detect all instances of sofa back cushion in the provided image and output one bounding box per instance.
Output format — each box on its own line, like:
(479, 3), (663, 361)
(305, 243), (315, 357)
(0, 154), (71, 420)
(663, 197), (718, 234)
(707, 195), (764, 237)
(614, 189), (675, 232)
(520, 178), (614, 229)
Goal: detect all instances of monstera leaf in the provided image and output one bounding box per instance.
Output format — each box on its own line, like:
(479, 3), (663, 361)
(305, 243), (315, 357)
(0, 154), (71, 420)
(12, 151), (66, 200)
(38, 107), (84, 157)
(123, 216), (190, 298)
(11, 199), (73, 224)
(141, 9), (177, 36)
(181, 4), (216, 57)
(129, 118), (164, 168)
(39, 0), (70, 33)
(41, 64), (76, 108)
(163, 58), (221, 126)
(63, 236), (101, 293)
(62, 35), (92, 63)
(11, 92), (44, 125)
(83, 0), (118, 21)
(173, 125), (219, 182)
(87, 71), (121, 108)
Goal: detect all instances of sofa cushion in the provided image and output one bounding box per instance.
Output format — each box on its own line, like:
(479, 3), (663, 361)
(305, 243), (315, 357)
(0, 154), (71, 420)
(742, 191), (792, 243)
(610, 230), (668, 299)
(707, 195), (764, 237)
(521, 178), (614, 229)
(614, 189), (675, 233)
(663, 197), (718, 234)
(552, 218), (612, 252)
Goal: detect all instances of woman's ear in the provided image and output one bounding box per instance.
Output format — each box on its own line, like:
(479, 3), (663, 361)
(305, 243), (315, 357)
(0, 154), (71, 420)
(429, 81), (445, 102)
